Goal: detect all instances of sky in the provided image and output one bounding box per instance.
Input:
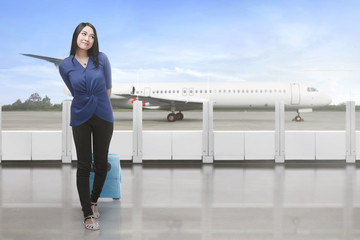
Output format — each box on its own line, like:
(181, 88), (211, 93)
(1, 0), (360, 105)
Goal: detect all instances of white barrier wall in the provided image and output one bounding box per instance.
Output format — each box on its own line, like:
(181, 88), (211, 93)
(214, 131), (245, 160)
(2, 131), (32, 160)
(32, 131), (62, 160)
(172, 131), (202, 160)
(245, 131), (275, 160)
(0, 100), (358, 162)
(1, 130), (354, 161)
(143, 131), (172, 160)
(285, 131), (316, 160)
(356, 132), (360, 160)
(109, 131), (133, 160)
(316, 131), (346, 160)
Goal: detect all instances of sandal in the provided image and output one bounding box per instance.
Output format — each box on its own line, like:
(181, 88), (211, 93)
(83, 216), (100, 231)
(91, 202), (100, 219)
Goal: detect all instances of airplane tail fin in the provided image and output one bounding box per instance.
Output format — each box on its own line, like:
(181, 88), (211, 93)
(20, 53), (63, 68)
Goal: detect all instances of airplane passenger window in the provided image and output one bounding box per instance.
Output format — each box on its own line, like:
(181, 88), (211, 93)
(161, 91), (163, 94)
(205, 90), (207, 93)
(219, 90), (222, 93)
(255, 90), (258, 93)
(307, 87), (318, 92)
(165, 91), (167, 94)
(233, 90), (235, 93)
(242, 90), (245, 93)
(246, 90), (249, 93)
(200, 90), (203, 93)
(260, 90), (263, 93)
(274, 90), (277, 93)
(173, 90), (175, 93)
(195, 90), (198, 93)
(237, 90), (240, 93)
(251, 90), (253, 93)
(269, 90), (272, 93)
(209, 90), (212, 93)
(265, 90), (267, 93)
(177, 90), (180, 94)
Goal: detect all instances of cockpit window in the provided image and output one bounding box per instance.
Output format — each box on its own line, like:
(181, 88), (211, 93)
(307, 87), (318, 92)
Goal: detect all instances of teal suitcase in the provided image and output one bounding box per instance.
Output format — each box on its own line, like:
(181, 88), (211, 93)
(90, 153), (122, 200)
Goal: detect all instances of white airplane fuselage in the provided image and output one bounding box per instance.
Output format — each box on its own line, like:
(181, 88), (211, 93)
(111, 82), (332, 111)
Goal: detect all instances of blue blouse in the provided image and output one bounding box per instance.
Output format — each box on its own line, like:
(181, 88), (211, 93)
(59, 52), (114, 127)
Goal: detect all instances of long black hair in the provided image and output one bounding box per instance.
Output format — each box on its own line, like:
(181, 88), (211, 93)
(70, 22), (99, 67)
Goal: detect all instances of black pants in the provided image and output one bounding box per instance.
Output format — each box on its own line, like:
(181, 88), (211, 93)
(72, 114), (113, 218)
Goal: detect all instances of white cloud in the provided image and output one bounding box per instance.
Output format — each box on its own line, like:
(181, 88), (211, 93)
(111, 66), (244, 84)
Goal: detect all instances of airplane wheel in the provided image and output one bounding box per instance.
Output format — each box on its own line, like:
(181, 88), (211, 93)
(167, 113), (176, 122)
(176, 112), (184, 121)
(294, 116), (303, 122)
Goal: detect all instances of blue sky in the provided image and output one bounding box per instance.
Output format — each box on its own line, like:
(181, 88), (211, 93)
(1, 0), (360, 105)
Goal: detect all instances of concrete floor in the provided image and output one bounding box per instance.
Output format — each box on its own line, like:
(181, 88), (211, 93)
(0, 161), (359, 240)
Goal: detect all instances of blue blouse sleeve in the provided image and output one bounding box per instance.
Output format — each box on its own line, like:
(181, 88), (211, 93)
(59, 61), (74, 96)
(102, 53), (112, 90)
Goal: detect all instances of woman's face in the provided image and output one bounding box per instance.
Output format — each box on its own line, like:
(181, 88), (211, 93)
(76, 26), (95, 52)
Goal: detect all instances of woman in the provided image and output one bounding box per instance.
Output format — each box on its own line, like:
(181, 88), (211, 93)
(59, 22), (114, 231)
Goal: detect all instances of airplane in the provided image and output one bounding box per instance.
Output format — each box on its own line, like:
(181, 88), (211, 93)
(21, 53), (332, 122)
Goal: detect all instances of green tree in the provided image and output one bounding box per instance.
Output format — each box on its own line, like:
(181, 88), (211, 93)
(28, 93), (42, 102)
(1, 93), (63, 111)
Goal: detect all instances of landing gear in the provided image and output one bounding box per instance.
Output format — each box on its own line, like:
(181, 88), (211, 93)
(176, 112), (184, 121)
(292, 110), (304, 122)
(167, 111), (184, 122)
(167, 113), (176, 122)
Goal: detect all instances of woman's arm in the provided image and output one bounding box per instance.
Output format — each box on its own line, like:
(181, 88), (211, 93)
(59, 62), (74, 96)
(107, 89), (112, 98)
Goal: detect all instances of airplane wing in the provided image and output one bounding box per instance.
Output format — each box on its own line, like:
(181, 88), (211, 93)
(115, 94), (205, 111)
(21, 53), (64, 68)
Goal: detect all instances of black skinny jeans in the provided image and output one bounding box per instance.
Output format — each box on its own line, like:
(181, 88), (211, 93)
(72, 114), (113, 218)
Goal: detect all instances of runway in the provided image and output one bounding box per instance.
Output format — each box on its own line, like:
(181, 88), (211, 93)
(0, 111), (354, 131)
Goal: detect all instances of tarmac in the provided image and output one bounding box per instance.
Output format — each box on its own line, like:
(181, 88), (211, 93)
(0, 110), (353, 131)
